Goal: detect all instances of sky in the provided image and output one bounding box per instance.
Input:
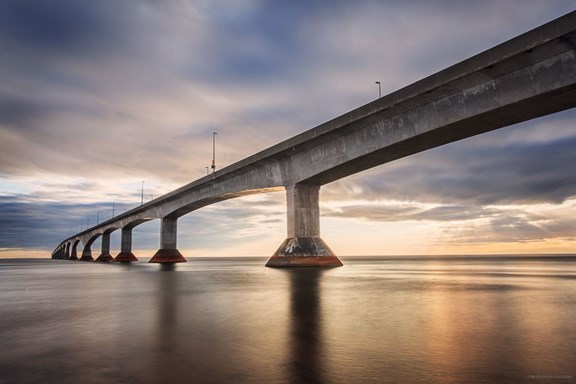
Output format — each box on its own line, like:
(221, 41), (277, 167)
(1, 0), (576, 259)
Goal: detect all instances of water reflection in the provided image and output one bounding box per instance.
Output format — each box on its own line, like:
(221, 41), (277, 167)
(2, 258), (576, 383)
(286, 269), (326, 384)
(160, 264), (177, 272)
(152, 266), (182, 384)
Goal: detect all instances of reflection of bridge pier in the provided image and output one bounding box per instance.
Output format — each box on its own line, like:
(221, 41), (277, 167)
(150, 266), (180, 384)
(287, 269), (326, 384)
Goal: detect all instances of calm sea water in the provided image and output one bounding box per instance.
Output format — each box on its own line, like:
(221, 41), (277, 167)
(1, 255), (575, 384)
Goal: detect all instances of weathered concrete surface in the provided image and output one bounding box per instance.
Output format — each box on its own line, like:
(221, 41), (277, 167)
(266, 238), (342, 267)
(69, 241), (79, 260)
(114, 227), (138, 262)
(52, 11), (576, 265)
(269, 184), (343, 267)
(149, 218), (187, 263)
(114, 252), (138, 262)
(79, 248), (93, 262)
(95, 232), (114, 262)
(149, 249), (187, 263)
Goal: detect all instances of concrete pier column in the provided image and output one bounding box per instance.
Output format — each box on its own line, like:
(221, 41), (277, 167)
(70, 242), (79, 260)
(114, 227), (139, 262)
(96, 232), (114, 262)
(65, 243), (71, 259)
(149, 217), (187, 263)
(266, 184), (342, 267)
(79, 245), (94, 261)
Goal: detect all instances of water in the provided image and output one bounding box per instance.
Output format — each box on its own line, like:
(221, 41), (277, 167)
(1, 255), (575, 384)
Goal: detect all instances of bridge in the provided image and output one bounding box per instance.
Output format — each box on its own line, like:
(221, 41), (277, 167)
(52, 11), (576, 267)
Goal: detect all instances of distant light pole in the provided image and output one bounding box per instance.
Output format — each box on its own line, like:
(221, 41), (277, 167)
(150, 194), (154, 201)
(112, 202), (115, 218)
(212, 132), (218, 174)
(206, 166), (209, 175)
(375, 81), (382, 98)
(97, 211), (100, 224)
(141, 181), (145, 205)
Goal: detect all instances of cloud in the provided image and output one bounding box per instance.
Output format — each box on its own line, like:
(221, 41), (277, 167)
(2, 0), (573, 181)
(326, 203), (501, 222)
(0, 195), (127, 248)
(0, 190), (285, 252)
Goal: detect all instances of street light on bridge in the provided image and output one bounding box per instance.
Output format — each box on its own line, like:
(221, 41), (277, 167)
(375, 81), (381, 98)
(212, 131), (218, 174)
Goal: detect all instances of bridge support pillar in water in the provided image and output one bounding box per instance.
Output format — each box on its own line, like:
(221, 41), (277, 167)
(79, 246), (94, 261)
(149, 217), (187, 263)
(266, 184), (342, 267)
(114, 227), (138, 262)
(70, 243), (79, 260)
(96, 232), (114, 262)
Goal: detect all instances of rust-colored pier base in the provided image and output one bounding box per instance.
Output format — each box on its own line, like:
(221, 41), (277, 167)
(79, 255), (94, 261)
(266, 238), (343, 267)
(149, 249), (187, 263)
(114, 252), (139, 262)
(95, 254), (114, 262)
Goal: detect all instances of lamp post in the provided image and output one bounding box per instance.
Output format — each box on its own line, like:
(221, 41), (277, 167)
(141, 181), (145, 205)
(206, 166), (209, 175)
(212, 132), (218, 174)
(375, 81), (381, 98)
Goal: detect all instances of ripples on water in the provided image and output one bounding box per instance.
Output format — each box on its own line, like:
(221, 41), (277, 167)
(1, 255), (575, 384)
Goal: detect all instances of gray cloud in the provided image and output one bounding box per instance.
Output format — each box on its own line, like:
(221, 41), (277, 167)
(451, 214), (576, 244)
(0, 192), (285, 253)
(325, 203), (501, 222)
(1, 0), (574, 180)
(0, 195), (133, 248)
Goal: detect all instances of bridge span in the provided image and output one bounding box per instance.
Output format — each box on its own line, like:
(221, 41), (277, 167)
(53, 11), (576, 266)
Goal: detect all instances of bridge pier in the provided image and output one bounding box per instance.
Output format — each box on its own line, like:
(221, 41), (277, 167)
(266, 184), (342, 267)
(96, 232), (114, 262)
(114, 227), (139, 262)
(149, 217), (187, 263)
(70, 242), (79, 260)
(79, 245), (94, 261)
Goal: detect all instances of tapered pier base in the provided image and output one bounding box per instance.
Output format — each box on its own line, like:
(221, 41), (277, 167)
(266, 237), (343, 267)
(114, 252), (139, 262)
(79, 248), (94, 262)
(95, 254), (114, 262)
(149, 249), (187, 263)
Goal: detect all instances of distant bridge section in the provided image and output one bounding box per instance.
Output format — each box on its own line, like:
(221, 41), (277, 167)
(52, 11), (576, 266)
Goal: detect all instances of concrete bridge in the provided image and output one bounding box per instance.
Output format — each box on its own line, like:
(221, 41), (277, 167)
(52, 11), (576, 267)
